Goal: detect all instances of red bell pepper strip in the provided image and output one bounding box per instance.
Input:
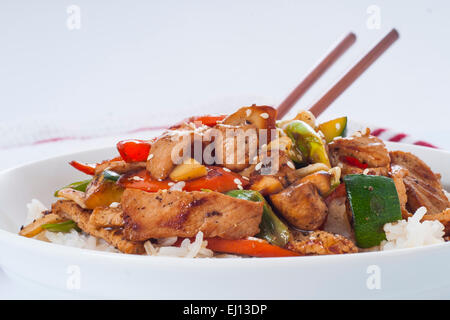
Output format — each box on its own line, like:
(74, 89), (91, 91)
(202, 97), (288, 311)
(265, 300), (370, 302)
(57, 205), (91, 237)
(118, 166), (249, 193)
(342, 156), (368, 169)
(171, 115), (227, 129)
(69, 157), (123, 176)
(176, 237), (300, 257)
(189, 115), (226, 127)
(183, 167), (249, 192)
(69, 161), (96, 175)
(116, 139), (152, 163)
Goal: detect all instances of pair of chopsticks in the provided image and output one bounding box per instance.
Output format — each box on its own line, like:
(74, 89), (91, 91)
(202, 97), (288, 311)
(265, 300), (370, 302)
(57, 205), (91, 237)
(277, 29), (399, 120)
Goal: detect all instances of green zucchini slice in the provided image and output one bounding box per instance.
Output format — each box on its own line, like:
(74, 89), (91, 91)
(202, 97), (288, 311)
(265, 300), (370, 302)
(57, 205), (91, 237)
(343, 174), (402, 248)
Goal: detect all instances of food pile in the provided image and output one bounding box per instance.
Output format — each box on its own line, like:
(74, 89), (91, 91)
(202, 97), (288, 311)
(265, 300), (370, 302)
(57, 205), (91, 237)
(20, 106), (450, 257)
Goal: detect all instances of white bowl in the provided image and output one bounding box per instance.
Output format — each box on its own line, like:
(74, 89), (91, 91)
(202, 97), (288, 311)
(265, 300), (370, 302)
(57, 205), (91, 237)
(0, 142), (448, 299)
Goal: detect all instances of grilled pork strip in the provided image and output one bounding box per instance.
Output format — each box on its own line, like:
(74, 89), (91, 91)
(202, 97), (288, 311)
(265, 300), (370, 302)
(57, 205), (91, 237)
(89, 206), (124, 228)
(390, 151), (449, 214)
(121, 189), (264, 241)
(52, 200), (144, 254)
(328, 131), (391, 176)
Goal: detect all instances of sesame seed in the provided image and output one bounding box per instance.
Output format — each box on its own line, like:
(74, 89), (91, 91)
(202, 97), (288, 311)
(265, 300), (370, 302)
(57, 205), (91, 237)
(242, 176), (249, 181)
(109, 202), (120, 208)
(168, 182), (175, 186)
(132, 176), (144, 181)
(237, 185), (243, 190)
(234, 178), (242, 185)
(255, 162), (263, 171)
(222, 167), (231, 172)
(246, 109), (252, 117)
(147, 153), (154, 160)
(260, 113), (269, 119)
(287, 161), (295, 170)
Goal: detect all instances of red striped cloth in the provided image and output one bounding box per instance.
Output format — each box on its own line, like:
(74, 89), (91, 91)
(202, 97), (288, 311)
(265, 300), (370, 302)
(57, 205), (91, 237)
(370, 128), (438, 149)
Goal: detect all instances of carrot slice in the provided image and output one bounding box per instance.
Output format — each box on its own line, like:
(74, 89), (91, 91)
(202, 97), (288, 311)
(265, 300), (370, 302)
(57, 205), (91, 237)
(119, 166), (249, 193)
(205, 238), (300, 257)
(176, 237), (300, 257)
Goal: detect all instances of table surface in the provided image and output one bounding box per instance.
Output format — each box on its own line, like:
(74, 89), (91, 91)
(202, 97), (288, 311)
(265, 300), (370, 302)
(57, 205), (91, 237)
(1, 0), (449, 299)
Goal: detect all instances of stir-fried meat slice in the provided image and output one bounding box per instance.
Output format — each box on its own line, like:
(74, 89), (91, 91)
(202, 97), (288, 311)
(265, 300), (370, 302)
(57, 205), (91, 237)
(390, 166), (410, 218)
(52, 200), (144, 254)
(328, 130), (390, 176)
(146, 133), (187, 180)
(121, 189), (263, 241)
(422, 208), (450, 236)
(287, 231), (358, 255)
(57, 188), (87, 208)
(205, 124), (259, 172)
(95, 160), (146, 175)
(89, 206), (124, 228)
(390, 151), (449, 214)
(270, 181), (328, 230)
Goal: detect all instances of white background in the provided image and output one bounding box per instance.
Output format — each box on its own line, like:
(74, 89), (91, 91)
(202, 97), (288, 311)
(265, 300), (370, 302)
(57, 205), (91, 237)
(0, 0), (449, 298)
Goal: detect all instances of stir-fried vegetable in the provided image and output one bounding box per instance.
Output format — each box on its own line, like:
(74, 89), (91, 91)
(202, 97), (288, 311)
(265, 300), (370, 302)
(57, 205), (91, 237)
(85, 175), (124, 209)
(169, 158), (208, 182)
(116, 139), (151, 163)
(103, 169), (121, 182)
(189, 115), (227, 127)
(283, 120), (331, 167)
(69, 160), (96, 175)
(226, 190), (290, 247)
(54, 179), (92, 197)
(41, 220), (80, 233)
(19, 214), (65, 238)
(344, 174), (402, 248)
(318, 116), (347, 143)
(342, 156), (368, 169)
(118, 167), (249, 193)
(203, 238), (299, 257)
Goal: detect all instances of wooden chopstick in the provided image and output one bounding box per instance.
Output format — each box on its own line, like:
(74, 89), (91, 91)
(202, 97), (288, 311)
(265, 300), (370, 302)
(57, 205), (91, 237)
(309, 28), (399, 118)
(277, 32), (356, 120)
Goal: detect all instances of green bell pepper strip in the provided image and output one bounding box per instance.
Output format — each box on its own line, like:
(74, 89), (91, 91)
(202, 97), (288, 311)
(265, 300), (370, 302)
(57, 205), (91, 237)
(41, 220), (81, 233)
(343, 174), (402, 248)
(226, 190), (290, 247)
(54, 179), (92, 197)
(283, 120), (331, 167)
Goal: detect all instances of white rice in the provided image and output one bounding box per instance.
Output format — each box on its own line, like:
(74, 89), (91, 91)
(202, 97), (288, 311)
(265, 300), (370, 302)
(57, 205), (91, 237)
(25, 199), (47, 224)
(25, 199), (118, 252)
(25, 199), (216, 257)
(45, 229), (119, 252)
(144, 231), (215, 258)
(381, 207), (445, 251)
